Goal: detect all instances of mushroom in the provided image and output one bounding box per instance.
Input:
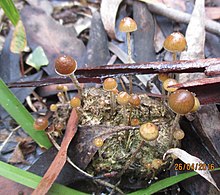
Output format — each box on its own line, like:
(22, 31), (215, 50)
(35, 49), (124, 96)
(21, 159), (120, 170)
(163, 78), (178, 93)
(168, 89), (195, 115)
(103, 78), (118, 113)
(54, 55), (82, 97)
(116, 91), (130, 125)
(163, 32), (187, 61)
(33, 117), (49, 131)
(173, 128), (185, 140)
(128, 94), (141, 124)
(70, 96), (81, 108)
(119, 17), (137, 94)
(139, 122), (159, 141)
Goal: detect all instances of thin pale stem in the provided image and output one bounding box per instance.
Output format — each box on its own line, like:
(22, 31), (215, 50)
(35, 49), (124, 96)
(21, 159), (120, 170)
(126, 32), (133, 94)
(123, 105), (127, 125)
(172, 52), (177, 61)
(110, 91), (116, 114)
(69, 74), (83, 98)
(169, 114), (180, 146)
(119, 77), (128, 93)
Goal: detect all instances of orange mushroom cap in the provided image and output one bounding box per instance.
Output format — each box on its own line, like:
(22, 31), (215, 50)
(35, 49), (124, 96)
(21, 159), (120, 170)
(163, 32), (187, 53)
(119, 17), (137, 33)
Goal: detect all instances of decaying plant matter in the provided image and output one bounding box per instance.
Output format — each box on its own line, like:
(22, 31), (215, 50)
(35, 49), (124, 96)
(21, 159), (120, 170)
(49, 86), (178, 179)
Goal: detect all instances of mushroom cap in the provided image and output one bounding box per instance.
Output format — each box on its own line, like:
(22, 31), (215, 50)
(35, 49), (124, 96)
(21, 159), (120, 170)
(190, 96), (200, 112)
(117, 91), (130, 105)
(163, 78), (178, 92)
(168, 89), (195, 115)
(139, 122), (159, 141)
(103, 78), (118, 91)
(55, 55), (77, 76)
(129, 94), (141, 107)
(173, 128), (185, 140)
(33, 117), (49, 131)
(163, 32), (187, 53)
(70, 97), (81, 108)
(119, 17), (137, 32)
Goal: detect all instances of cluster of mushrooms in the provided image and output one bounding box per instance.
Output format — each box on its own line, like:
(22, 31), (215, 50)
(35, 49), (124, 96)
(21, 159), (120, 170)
(33, 17), (200, 176)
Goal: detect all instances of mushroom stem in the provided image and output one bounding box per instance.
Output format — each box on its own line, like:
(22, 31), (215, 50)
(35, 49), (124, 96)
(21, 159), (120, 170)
(127, 32), (132, 63)
(169, 114), (180, 146)
(128, 106), (133, 125)
(172, 52), (177, 79)
(110, 91), (116, 113)
(69, 74), (83, 98)
(122, 105), (127, 125)
(126, 32), (133, 94)
(172, 52), (177, 61)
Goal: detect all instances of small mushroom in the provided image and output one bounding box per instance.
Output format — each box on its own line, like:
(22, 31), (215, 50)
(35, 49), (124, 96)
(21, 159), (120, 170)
(103, 78), (118, 112)
(33, 117), (49, 131)
(168, 89), (195, 115)
(70, 97), (81, 108)
(119, 17), (137, 94)
(173, 128), (185, 140)
(139, 122), (159, 141)
(128, 94), (141, 124)
(163, 78), (178, 93)
(163, 32), (187, 61)
(117, 91), (130, 125)
(55, 55), (82, 97)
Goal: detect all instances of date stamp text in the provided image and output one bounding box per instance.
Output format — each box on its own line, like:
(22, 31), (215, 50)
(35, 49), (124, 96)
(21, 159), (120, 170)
(174, 163), (215, 171)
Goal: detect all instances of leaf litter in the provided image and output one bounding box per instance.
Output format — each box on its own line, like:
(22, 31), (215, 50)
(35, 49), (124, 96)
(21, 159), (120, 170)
(0, 1), (220, 194)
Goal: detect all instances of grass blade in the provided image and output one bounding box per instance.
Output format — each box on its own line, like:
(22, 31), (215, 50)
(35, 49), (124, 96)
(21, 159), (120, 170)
(0, 161), (87, 195)
(0, 0), (20, 26)
(128, 168), (220, 195)
(0, 79), (52, 149)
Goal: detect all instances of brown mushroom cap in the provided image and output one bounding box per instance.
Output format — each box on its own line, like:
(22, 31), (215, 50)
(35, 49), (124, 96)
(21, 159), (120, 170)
(163, 32), (187, 53)
(55, 55), (77, 76)
(119, 17), (137, 32)
(168, 89), (195, 115)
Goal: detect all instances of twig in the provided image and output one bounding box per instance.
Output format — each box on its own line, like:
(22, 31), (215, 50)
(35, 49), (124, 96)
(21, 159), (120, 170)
(48, 133), (93, 178)
(0, 126), (20, 152)
(139, 0), (220, 36)
(49, 131), (125, 194)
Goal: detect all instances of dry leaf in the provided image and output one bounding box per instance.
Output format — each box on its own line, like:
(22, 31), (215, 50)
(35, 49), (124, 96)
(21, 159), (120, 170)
(179, 0), (206, 82)
(100, 0), (123, 40)
(10, 20), (27, 53)
(32, 109), (78, 195)
(8, 143), (26, 164)
(164, 148), (220, 191)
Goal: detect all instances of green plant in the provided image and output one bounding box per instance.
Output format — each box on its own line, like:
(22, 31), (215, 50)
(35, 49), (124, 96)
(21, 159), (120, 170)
(0, 79), (52, 149)
(0, 0), (20, 26)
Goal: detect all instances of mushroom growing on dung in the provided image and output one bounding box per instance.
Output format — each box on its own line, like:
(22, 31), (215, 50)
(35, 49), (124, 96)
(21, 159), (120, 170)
(119, 17), (137, 94)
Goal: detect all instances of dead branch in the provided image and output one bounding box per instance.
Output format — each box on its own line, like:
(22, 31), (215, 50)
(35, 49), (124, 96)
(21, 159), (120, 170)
(139, 0), (220, 36)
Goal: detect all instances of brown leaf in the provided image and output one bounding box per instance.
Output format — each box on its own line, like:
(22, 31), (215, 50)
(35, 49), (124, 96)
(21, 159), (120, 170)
(170, 76), (220, 105)
(100, 0), (123, 40)
(164, 148), (220, 191)
(0, 176), (33, 195)
(8, 143), (26, 164)
(69, 125), (129, 169)
(21, 6), (86, 75)
(31, 109), (78, 195)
